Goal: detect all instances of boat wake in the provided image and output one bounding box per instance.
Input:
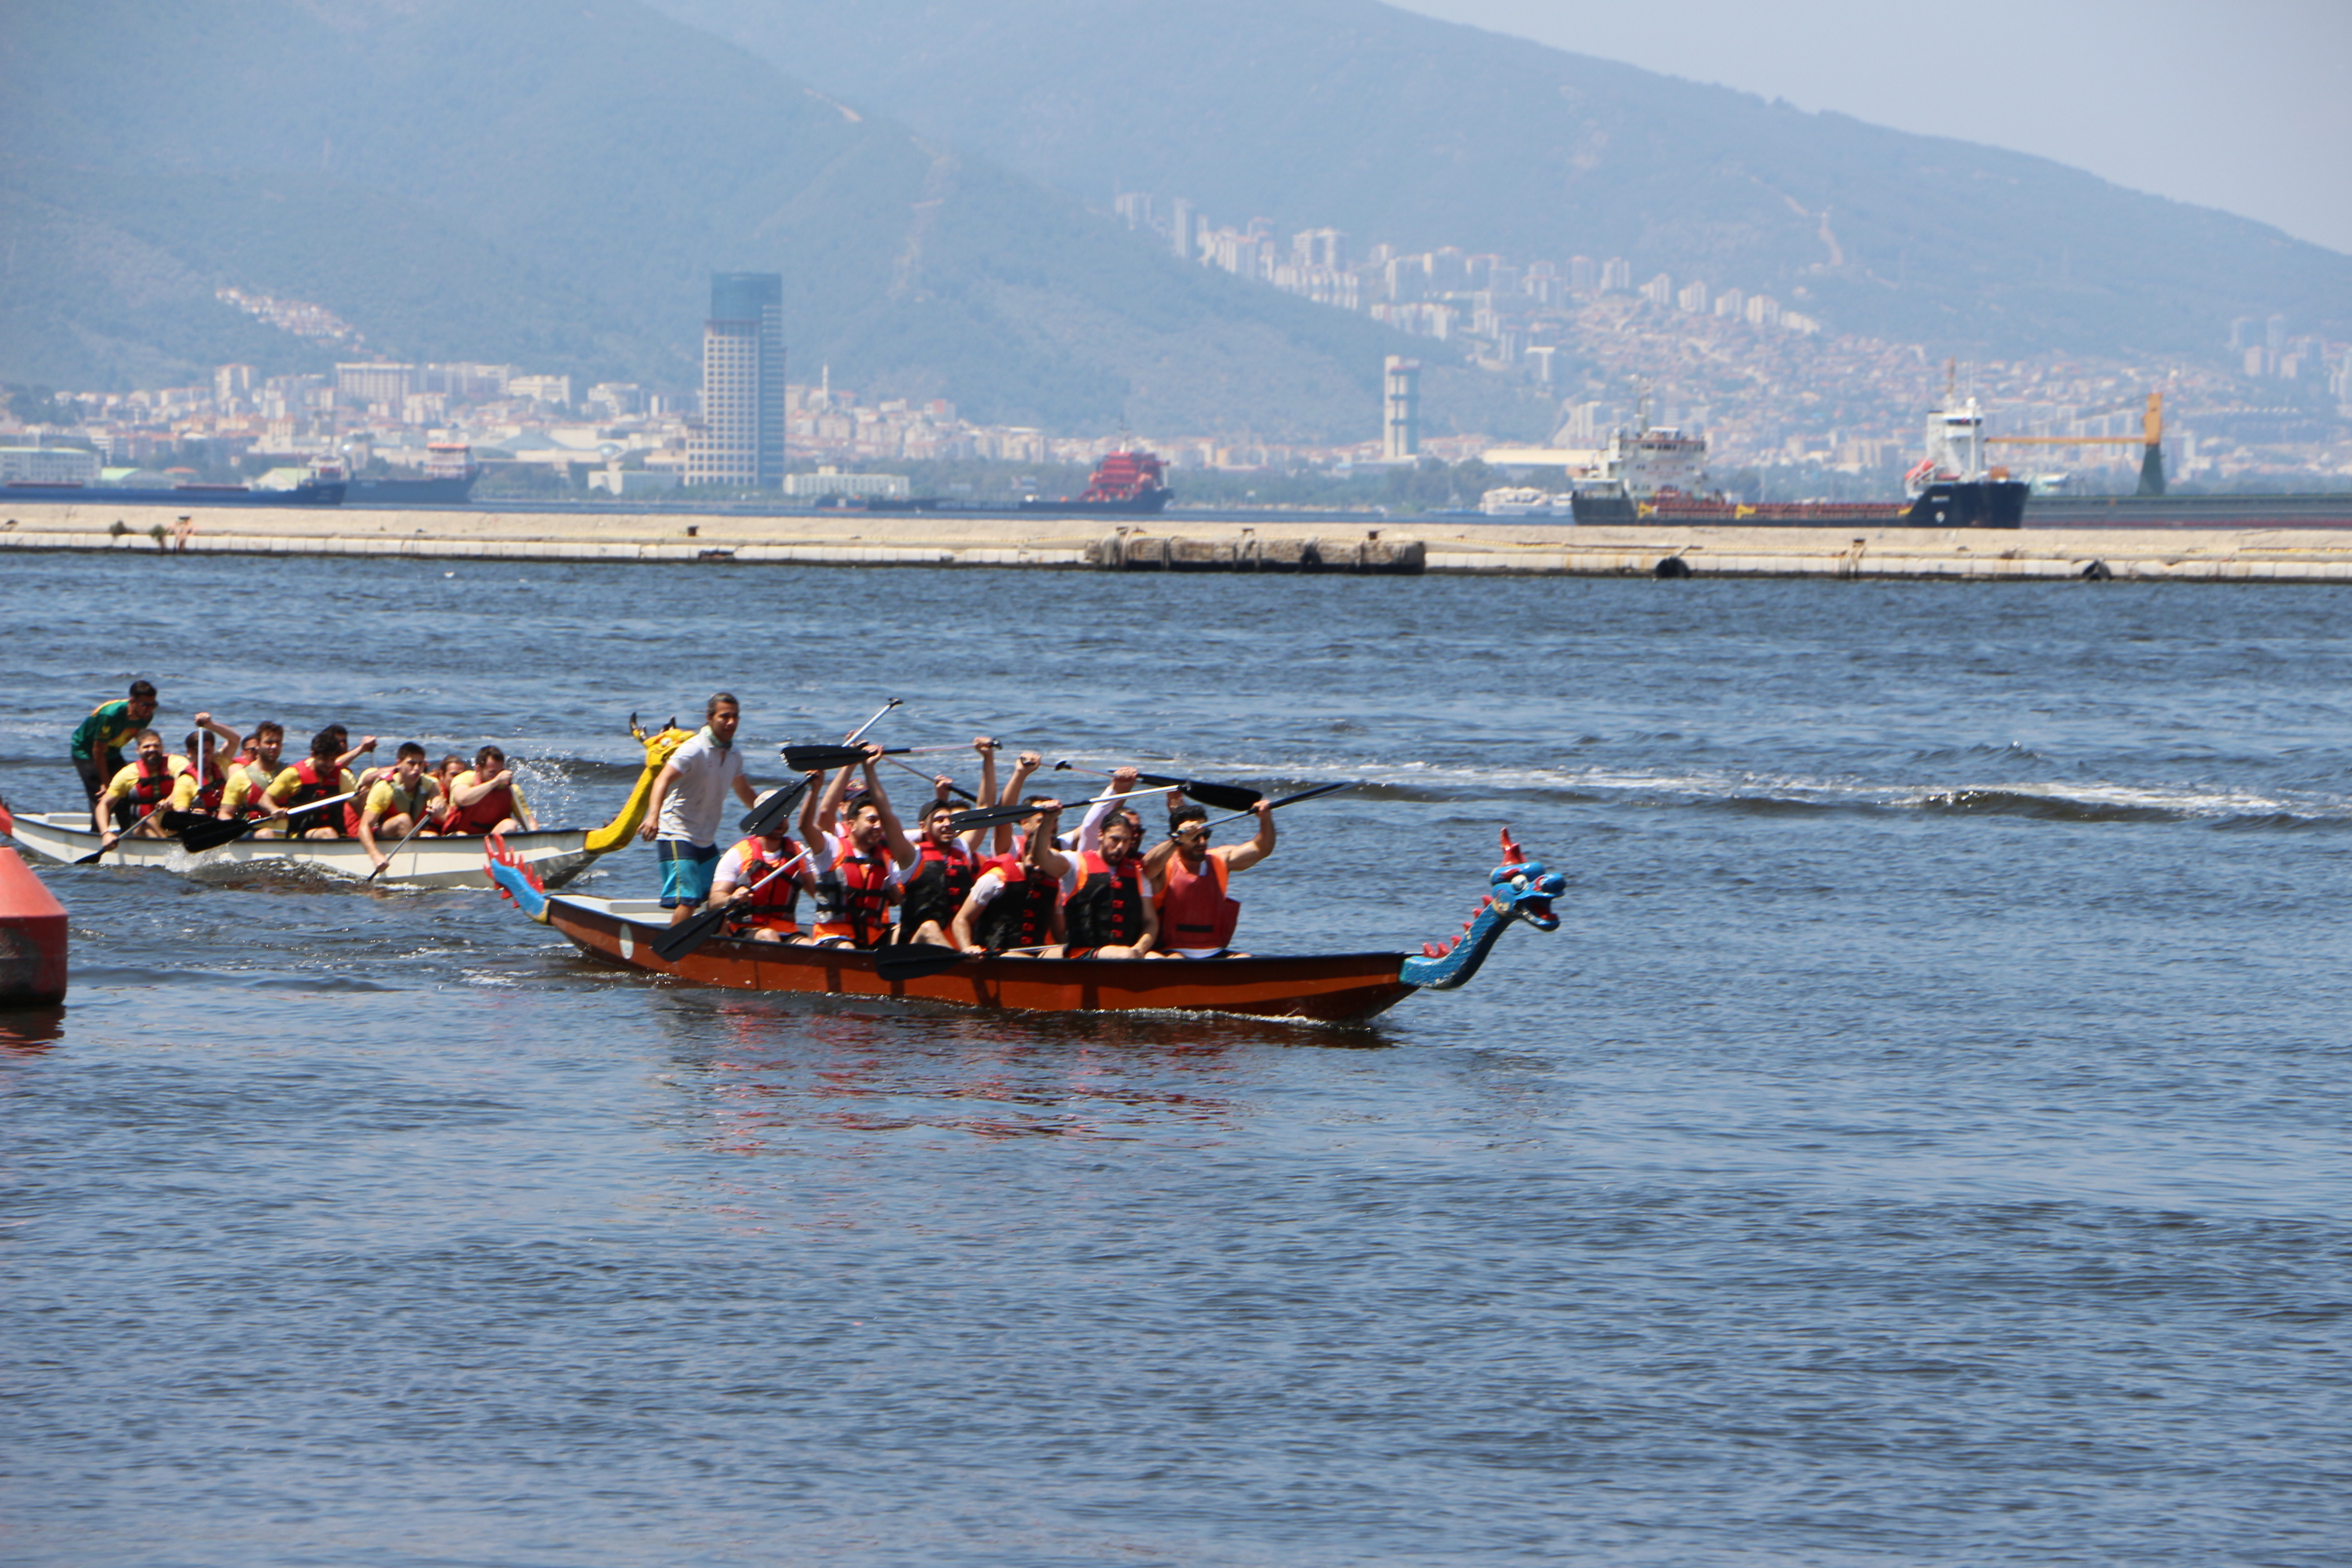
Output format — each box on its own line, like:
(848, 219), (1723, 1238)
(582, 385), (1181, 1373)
(1166, 755), (2352, 830)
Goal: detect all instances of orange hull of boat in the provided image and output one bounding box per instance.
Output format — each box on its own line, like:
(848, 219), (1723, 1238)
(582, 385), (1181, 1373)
(544, 898), (1417, 1023)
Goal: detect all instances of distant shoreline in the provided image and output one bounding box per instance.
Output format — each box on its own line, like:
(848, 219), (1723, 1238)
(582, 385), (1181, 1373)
(5, 502), (2352, 582)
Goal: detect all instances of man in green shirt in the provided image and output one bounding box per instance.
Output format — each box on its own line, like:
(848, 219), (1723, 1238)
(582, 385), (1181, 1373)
(70, 680), (158, 827)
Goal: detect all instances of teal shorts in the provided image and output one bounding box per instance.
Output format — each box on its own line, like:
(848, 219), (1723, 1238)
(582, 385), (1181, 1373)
(657, 839), (720, 907)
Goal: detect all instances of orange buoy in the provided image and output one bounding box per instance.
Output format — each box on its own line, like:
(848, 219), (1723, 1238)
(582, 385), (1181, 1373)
(0, 847), (69, 1005)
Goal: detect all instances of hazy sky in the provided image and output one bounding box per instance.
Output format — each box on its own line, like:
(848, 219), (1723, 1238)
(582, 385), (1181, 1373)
(1392, 0), (2352, 256)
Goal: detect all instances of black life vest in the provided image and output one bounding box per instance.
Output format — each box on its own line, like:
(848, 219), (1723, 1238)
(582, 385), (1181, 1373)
(1064, 850), (1147, 948)
(975, 858), (1059, 951)
(900, 838), (980, 933)
(813, 842), (894, 946)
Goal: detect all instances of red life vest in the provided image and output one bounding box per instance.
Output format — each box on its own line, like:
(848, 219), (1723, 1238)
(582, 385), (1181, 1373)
(1064, 850), (1147, 949)
(446, 771), (517, 836)
(899, 837), (980, 934)
(975, 855), (1059, 951)
(1156, 850), (1239, 951)
(191, 756), (228, 815)
(125, 755), (180, 810)
(730, 836), (805, 932)
(281, 758), (348, 833)
(813, 842), (894, 946)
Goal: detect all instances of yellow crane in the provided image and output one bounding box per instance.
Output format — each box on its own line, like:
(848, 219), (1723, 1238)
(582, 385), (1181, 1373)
(1985, 391), (2166, 495)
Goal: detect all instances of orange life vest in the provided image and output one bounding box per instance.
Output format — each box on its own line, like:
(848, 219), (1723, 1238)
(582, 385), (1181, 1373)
(813, 842), (894, 946)
(730, 836), (805, 934)
(1156, 850), (1239, 950)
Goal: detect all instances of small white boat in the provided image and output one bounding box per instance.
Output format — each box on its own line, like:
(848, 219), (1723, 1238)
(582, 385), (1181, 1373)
(5, 811), (598, 890)
(6, 715), (702, 892)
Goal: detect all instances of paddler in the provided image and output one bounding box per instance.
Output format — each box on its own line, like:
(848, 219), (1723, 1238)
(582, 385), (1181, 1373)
(637, 692), (761, 924)
(950, 796), (1071, 956)
(216, 721), (286, 821)
(1143, 797), (1276, 959)
(708, 814), (821, 944)
(443, 745), (537, 837)
(893, 735), (1003, 948)
(70, 680), (158, 828)
(180, 712), (243, 816)
(808, 745), (909, 947)
(259, 728), (361, 841)
(353, 743), (442, 874)
(1062, 808), (1159, 959)
(93, 729), (195, 848)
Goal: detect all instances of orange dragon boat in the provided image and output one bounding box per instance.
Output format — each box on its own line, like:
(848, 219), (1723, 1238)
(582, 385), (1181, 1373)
(484, 829), (1564, 1024)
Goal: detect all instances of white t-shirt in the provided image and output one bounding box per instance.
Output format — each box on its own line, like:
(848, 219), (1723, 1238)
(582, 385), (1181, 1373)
(656, 729), (746, 848)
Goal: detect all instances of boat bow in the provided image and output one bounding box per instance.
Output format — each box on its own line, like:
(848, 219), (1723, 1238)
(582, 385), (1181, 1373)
(1400, 829), (1565, 990)
(583, 714), (696, 855)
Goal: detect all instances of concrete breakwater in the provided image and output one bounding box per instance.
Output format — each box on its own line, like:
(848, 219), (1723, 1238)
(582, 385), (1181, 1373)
(5, 501), (2352, 581)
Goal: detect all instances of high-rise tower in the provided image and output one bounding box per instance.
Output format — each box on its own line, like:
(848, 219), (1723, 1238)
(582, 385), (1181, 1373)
(688, 272), (785, 488)
(1383, 356), (1421, 462)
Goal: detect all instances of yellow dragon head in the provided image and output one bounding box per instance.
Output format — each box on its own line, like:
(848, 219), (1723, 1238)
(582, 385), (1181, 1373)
(584, 712), (700, 853)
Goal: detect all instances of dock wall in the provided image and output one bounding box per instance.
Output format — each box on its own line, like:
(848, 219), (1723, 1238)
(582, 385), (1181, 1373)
(6, 502), (2352, 582)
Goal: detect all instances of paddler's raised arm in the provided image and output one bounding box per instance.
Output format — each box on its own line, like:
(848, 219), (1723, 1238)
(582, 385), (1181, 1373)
(813, 755), (858, 839)
(861, 745), (915, 866)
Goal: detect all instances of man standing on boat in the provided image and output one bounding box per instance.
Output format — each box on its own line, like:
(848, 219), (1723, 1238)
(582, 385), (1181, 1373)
(638, 692), (760, 924)
(1144, 798), (1276, 958)
(70, 680), (158, 827)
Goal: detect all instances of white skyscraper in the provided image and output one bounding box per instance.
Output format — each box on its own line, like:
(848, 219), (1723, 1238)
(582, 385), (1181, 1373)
(688, 273), (785, 489)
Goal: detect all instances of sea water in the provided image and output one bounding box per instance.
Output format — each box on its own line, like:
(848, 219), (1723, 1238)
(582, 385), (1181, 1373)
(1, 553), (2346, 1565)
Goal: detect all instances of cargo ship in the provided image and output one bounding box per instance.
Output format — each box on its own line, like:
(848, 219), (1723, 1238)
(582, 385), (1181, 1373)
(1017, 448), (1173, 514)
(1566, 397), (2026, 528)
(342, 443), (482, 506)
(3, 478), (346, 507)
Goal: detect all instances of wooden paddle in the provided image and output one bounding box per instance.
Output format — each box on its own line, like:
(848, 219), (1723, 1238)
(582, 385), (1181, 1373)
(736, 776), (812, 838)
(1054, 760), (1263, 812)
(652, 847), (810, 963)
(174, 791), (359, 855)
(946, 785), (1162, 834)
(874, 942), (1052, 982)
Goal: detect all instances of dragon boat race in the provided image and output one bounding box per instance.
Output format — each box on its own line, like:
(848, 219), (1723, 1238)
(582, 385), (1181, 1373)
(5, 548), (2349, 1564)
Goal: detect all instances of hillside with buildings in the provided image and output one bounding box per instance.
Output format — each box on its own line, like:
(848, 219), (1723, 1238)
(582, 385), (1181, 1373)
(1, 0), (1513, 441)
(662, 0), (2352, 368)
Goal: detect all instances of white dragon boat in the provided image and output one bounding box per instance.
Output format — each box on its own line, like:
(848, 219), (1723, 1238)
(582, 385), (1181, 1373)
(6, 719), (697, 891)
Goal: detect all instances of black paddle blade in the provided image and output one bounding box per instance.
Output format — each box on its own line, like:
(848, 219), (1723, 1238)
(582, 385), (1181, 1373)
(1139, 774), (1263, 812)
(652, 903), (734, 963)
(176, 817), (256, 853)
(782, 744), (909, 772)
(944, 801), (1037, 833)
(873, 943), (977, 982)
(738, 777), (810, 836)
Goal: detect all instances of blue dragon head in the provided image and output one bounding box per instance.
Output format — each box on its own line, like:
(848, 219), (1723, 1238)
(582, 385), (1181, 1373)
(1489, 829), (1566, 931)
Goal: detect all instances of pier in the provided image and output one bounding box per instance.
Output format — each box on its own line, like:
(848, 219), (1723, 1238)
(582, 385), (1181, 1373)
(7, 501), (2352, 581)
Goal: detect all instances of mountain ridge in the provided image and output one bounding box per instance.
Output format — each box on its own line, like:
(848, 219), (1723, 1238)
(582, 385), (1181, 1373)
(655, 0), (2352, 365)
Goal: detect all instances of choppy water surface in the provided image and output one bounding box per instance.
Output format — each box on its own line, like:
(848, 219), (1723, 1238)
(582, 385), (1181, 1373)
(3, 554), (2348, 1565)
